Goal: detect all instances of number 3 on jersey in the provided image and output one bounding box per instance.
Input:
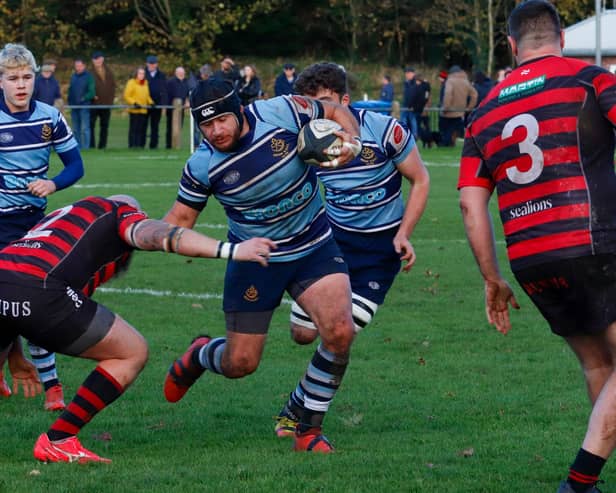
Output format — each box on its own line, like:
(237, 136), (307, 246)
(503, 113), (544, 185)
(23, 205), (73, 239)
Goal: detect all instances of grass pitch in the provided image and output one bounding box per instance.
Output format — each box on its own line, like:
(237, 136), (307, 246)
(0, 143), (599, 493)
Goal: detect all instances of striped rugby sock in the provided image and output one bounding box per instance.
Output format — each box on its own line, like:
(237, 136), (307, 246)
(293, 343), (348, 432)
(567, 448), (605, 492)
(27, 342), (59, 391)
(47, 366), (123, 442)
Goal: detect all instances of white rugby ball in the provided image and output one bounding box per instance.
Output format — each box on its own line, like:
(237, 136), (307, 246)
(297, 119), (343, 165)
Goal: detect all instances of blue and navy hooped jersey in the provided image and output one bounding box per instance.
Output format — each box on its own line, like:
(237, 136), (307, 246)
(178, 95), (331, 262)
(0, 100), (78, 214)
(316, 108), (415, 233)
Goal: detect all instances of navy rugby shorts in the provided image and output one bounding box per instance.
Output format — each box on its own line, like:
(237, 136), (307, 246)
(332, 224), (401, 305)
(514, 254), (616, 336)
(0, 272), (114, 354)
(222, 238), (348, 333)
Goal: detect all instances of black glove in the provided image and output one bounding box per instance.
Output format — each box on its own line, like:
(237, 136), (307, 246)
(133, 103), (142, 109)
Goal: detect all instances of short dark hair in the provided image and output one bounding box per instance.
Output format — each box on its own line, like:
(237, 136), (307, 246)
(294, 62), (347, 97)
(508, 0), (561, 46)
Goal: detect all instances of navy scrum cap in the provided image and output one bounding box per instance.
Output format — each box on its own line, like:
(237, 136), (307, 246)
(190, 79), (242, 127)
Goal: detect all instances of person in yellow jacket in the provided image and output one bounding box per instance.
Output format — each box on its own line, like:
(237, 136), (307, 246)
(123, 67), (154, 148)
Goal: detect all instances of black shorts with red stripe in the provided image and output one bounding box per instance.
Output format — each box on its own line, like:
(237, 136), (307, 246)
(0, 271), (115, 355)
(514, 254), (616, 336)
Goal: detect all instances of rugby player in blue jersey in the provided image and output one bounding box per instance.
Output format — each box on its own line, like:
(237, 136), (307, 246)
(274, 62), (430, 437)
(0, 43), (85, 411)
(163, 78), (362, 452)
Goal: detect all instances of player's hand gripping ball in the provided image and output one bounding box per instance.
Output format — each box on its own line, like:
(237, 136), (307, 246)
(297, 119), (343, 165)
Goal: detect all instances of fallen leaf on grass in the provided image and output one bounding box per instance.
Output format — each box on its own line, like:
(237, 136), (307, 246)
(458, 447), (474, 457)
(28, 469), (41, 476)
(92, 432), (112, 442)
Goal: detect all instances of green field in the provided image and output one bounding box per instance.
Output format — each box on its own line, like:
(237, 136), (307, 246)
(0, 143), (598, 493)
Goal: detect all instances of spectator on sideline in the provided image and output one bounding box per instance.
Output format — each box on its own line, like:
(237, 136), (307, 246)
(162, 78), (362, 453)
(166, 66), (190, 149)
(0, 194), (274, 464)
(439, 65), (477, 146)
(379, 74), (394, 103)
(0, 43), (84, 411)
(412, 72), (431, 139)
(191, 64), (214, 147)
(402, 66), (419, 138)
(274, 62), (297, 96)
(145, 55), (167, 149)
(274, 61), (430, 438)
(33, 63), (61, 107)
(458, 1), (616, 492)
(237, 64), (261, 106)
(472, 70), (494, 107)
(213, 56), (241, 88)
(67, 57), (95, 149)
(90, 51), (116, 150)
(123, 67), (153, 149)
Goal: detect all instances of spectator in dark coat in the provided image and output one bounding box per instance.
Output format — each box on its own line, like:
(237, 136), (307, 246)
(67, 58), (95, 149)
(166, 66), (190, 149)
(274, 63), (297, 96)
(379, 75), (394, 103)
(402, 66), (419, 138)
(33, 64), (61, 106)
(237, 64), (261, 106)
(144, 55), (167, 149)
(472, 71), (495, 106)
(213, 57), (241, 88)
(90, 51), (116, 149)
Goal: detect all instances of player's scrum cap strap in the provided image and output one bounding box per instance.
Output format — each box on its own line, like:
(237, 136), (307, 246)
(190, 79), (242, 127)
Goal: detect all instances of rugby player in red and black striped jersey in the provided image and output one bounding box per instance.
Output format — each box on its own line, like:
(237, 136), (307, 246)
(458, 1), (616, 492)
(0, 195), (274, 464)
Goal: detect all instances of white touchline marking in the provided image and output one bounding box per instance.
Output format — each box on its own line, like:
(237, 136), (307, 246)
(96, 286), (294, 305)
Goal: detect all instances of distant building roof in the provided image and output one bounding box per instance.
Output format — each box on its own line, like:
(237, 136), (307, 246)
(563, 10), (616, 56)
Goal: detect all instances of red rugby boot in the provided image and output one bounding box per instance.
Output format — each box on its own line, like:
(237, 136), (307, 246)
(163, 335), (210, 403)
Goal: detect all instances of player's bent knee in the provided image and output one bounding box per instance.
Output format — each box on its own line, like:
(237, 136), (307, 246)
(223, 354), (260, 378)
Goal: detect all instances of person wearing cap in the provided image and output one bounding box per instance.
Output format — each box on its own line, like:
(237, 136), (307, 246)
(33, 63), (61, 107)
(402, 66), (419, 138)
(274, 62), (297, 96)
(439, 64), (477, 147)
(144, 55), (167, 149)
(67, 57), (95, 149)
(162, 78), (364, 454)
(90, 51), (116, 150)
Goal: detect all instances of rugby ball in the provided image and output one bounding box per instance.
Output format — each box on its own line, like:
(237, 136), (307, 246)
(297, 119), (343, 165)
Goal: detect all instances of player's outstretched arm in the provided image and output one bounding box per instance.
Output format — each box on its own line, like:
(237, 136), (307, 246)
(125, 219), (276, 266)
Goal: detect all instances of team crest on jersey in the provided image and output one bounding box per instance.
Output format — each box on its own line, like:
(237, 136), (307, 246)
(243, 285), (259, 302)
(41, 123), (52, 141)
(360, 147), (376, 165)
(223, 170), (240, 185)
(290, 95), (313, 117)
(368, 281), (380, 290)
(393, 124), (404, 145)
(0, 132), (13, 144)
(271, 137), (289, 157)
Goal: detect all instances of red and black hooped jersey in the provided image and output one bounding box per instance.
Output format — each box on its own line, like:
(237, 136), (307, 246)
(0, 196), (147, 295)
(458, 55), (616, 272)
